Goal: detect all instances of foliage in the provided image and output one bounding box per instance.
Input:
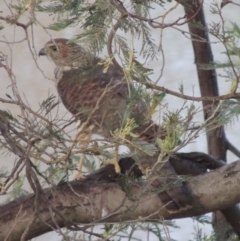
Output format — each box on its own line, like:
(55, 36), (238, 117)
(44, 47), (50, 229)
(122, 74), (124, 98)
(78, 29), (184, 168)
(0, 0), (240, 241)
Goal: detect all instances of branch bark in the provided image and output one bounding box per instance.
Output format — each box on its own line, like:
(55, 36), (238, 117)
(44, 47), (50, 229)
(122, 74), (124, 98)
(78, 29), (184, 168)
(1, 158), (240, 241)
(180, 0), (240, 238)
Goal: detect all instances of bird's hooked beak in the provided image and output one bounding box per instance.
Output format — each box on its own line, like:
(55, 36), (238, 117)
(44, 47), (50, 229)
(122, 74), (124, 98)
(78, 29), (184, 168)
(38, 48), (46, 56)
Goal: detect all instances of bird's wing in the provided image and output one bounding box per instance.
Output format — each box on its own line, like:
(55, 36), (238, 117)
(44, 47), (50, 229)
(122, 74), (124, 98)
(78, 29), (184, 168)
(56, 63), (150, 133)
(56, 60), (166, 143)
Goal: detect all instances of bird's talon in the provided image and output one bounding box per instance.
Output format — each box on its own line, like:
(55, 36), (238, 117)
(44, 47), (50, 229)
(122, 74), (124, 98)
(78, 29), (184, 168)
(104, 158), (121, 174)
(74, 172), (86, 180)
(114, 163), (121, 174)
(145, 167), (151, 176)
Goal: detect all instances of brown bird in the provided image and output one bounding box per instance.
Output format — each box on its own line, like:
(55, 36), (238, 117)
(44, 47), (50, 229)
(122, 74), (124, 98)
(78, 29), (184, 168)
(39, 38), (192, 213)
(39, 38), (163, 174)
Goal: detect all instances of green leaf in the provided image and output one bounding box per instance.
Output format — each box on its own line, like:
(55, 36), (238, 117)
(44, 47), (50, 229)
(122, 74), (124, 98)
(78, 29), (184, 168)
(48, 19), (76, 31)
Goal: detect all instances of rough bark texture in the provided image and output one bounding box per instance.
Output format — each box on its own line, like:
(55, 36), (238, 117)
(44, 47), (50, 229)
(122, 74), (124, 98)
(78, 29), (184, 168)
(180, 0), (239, 239)
(1, 157), (240, 241)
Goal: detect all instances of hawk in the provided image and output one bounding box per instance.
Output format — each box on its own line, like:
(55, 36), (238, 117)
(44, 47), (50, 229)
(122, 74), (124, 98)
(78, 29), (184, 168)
(39, 38), (192, 213)
(38, 38), (163, 173)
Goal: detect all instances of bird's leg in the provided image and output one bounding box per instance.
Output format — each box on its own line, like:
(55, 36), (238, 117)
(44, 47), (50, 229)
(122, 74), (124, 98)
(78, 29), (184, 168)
(74, 123), (94, 179)
(74, 153), (85, 179)
(74, 132), (90, 179)
(104, 142), (121, 173)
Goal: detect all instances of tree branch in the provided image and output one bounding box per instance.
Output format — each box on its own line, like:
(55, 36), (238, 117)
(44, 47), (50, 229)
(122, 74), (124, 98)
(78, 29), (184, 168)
(180, 0), (240, 238)
(1, 158), (240, 241)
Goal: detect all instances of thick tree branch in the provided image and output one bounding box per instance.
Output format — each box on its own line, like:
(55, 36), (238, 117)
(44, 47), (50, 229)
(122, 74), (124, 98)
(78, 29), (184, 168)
(176, 152), (226, 169)
(180, 0), (240, 238)
(1, 159), (240, 241)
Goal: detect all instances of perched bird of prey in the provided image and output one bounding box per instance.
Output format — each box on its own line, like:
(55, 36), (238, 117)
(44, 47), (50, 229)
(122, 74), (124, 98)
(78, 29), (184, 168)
(39, 38), (192, 213)
(39, 38), (163, 174)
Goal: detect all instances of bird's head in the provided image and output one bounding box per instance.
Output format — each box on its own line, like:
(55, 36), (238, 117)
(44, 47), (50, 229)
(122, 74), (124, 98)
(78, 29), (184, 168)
(39, 38), (95, 68)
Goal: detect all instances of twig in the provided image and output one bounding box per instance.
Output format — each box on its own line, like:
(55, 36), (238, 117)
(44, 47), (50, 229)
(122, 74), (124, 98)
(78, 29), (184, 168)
(225, 141), (240, 159)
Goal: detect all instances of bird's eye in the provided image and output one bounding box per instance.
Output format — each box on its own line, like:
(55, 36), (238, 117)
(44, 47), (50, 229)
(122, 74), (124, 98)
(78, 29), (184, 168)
(50, 45), (58, 52)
